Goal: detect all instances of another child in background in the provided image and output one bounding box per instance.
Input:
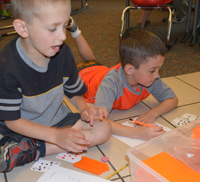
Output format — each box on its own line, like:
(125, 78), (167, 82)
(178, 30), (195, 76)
(132, 0), (188, 29)
(76, 29), (178, 138)
(0, 0), (111, 172)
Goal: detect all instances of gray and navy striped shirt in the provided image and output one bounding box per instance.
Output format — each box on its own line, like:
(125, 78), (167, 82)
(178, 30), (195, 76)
(0, 37), (87, 126)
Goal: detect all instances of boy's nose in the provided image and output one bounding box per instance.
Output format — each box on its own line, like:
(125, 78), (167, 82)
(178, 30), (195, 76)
(154, 71), (160, 78)
(59, 29), (67, 41)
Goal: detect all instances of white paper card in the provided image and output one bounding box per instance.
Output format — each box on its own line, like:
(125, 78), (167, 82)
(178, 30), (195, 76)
(37, 166), (110, 182)
(56, 152), (84, 163)
(112, 121), (171, 148)
(31, 159), (60, 172)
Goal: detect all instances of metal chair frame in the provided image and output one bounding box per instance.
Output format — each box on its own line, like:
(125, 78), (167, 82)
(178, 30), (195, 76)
(182, 0), (200, 47)
(0, 24), (17, 41)
(71, 0), (89, 15)
(120, 1), (178, 51)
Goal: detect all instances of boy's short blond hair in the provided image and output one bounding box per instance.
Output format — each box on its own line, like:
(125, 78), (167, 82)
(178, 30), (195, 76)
(11, 0), (70, 23)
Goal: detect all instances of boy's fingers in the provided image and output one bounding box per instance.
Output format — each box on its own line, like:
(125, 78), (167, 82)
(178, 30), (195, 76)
(95, 108), (104, 120)
(88, 110), (94, 126)
(66, 143), (89, 153)
(101, 107), (108, 118)
(156, 130), (166, 136)
(93, 107), (108, 120)
(155, 126), (164, 131)
(66, 131), (90, 152)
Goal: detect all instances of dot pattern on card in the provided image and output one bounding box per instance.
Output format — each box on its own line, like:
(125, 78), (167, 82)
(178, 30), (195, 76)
(56, 152), (84, 163)
(31, 159), (60, 172)
(172, 113), (199, 126)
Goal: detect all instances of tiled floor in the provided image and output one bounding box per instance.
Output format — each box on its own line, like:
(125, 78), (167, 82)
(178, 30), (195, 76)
(2, 71), (200, 182)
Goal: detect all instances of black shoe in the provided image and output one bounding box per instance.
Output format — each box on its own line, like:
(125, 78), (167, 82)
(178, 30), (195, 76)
(132, 20), (150, 30)
(172, 16), (186, 24)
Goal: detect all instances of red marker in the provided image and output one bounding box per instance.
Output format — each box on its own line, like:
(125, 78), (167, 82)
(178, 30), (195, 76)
(129, 118), (154, 127)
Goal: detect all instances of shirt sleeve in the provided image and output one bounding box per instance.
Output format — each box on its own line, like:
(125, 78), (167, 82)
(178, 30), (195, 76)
(146, 77), (176, 102)
(94, 74), (120, 113)
(62, 45), (87, 98)
(0, 70), (22, 120)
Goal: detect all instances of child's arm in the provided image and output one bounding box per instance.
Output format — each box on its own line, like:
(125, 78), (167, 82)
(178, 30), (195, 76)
(74, 34), (96, 61)
(108, 119), (165, 140)
(69, 95), (108, 126)
(67, 16), (95, 61)
(5, 118), (90, 152)
(137, 95), (178, 123)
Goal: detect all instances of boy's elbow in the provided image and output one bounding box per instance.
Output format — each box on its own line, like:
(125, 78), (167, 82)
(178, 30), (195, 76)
(4, 120), (18, 130)
(173, 95), (178, 107)
(5, 120), (13, 128)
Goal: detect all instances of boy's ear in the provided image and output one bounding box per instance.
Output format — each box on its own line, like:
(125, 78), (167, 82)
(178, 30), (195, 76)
(13, 19), (28, 38)
(124, 64), (135, 75)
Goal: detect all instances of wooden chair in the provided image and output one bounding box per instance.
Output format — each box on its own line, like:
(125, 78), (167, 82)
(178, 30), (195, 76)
(120, 0), (178, 51)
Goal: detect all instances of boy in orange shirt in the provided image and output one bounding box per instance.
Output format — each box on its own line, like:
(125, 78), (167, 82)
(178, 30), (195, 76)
(67, 19), (177, 140)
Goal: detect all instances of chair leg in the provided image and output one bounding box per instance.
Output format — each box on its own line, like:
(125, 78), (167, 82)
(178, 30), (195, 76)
(125, 0), (131, 31)
(120, 6), (136, 39)
(71, 0), (89, 15)
(181, 0), (193, 43)
(0, 25), (13, 30)
(189, 0), (200, 47)
(0, 31), (18, 41)
(162, 6), (178, 52)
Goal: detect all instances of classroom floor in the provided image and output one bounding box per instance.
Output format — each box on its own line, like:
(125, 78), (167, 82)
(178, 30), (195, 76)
(1, 71), (200, 182)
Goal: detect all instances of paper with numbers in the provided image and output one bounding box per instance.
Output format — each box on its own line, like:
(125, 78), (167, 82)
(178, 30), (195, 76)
(37, 166), (110, 182)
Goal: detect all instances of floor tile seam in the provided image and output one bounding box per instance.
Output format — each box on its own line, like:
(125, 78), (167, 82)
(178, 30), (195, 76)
(108, 174), (131, 181)
(141, 99), (200, 109)
(175, 101), (200, 108)
(174, 76), (200, 91)
(140, 100), (152, 109)
(3, 172), (7, 182)
(96, 145), (125, 181)
(160, 115), (177, 128)
(113, 102), (200, 122)
(121, 174), (131, 180)
(160, 103), (200, 128)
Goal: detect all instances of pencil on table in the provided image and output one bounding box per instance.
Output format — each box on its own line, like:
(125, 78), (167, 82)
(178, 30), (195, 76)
(105, 164), (129, 180)
(129, 118), (154, 127)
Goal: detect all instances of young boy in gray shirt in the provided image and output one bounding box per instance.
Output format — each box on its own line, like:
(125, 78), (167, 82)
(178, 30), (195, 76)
(0, 0), (111, 172)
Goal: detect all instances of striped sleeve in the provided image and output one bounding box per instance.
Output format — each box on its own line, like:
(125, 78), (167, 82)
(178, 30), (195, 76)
(63, 47), (87, 98)
(0, 72), (22, 120)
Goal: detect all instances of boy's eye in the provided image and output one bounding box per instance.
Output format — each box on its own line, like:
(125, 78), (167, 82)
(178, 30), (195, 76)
(150, 70), (155, 73)
(49, 28), (57, 32)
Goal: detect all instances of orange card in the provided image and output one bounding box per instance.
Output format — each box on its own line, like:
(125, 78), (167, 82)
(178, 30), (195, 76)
(141, 152), (200, 182)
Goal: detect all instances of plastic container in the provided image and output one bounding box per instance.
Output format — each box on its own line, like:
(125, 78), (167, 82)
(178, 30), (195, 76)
(126, 119), (200, 182)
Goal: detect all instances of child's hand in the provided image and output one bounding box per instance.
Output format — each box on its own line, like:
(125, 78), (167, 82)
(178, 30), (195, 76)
(80, 107), (108, 126)
(66, 16), (81, 38)
(54, 127), (90, 153)
(136, 123), (165, 140)
(137, 112), (156, 124)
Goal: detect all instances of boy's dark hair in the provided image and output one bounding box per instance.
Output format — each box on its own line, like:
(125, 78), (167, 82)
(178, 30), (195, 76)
(119, 29), (166, 69)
